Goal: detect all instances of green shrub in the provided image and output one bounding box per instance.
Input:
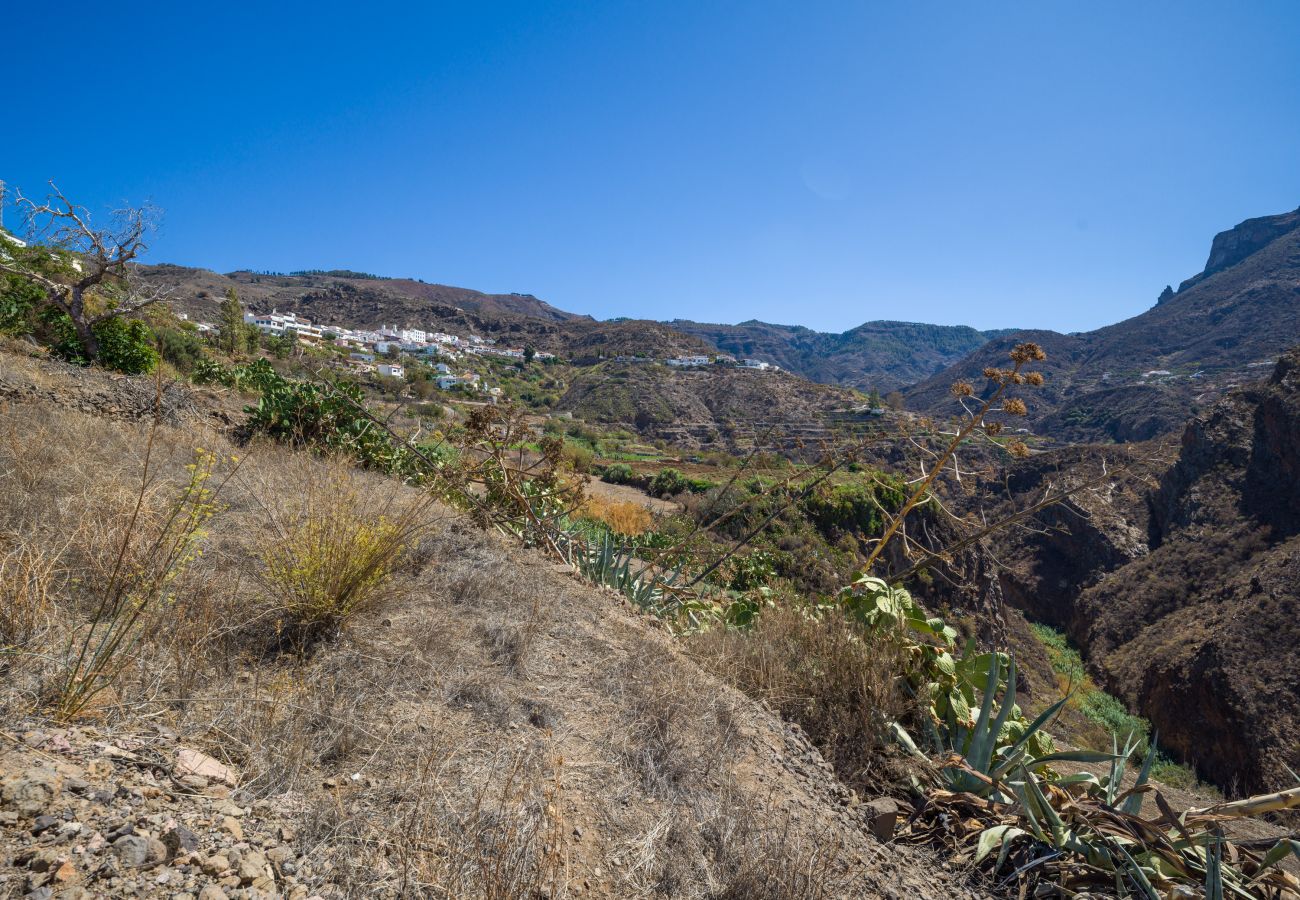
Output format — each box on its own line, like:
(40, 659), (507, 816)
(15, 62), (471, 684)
(602, 462), (634, 484)
(153, 325), (207, 373)
(0, 274), (43, 335)
(650, 467), (690, 498)
(42, 310), (158, 374)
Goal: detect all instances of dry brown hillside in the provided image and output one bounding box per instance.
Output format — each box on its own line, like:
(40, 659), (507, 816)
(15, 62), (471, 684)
(0, 351), (981, 899)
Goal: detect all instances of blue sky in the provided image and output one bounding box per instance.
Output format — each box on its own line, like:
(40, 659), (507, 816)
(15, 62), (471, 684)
(6, 2), (1300, 332)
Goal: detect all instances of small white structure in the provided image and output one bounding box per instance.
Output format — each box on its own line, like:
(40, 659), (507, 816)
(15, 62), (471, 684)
(244, 310), (322, 341)
(739, 358), (773, 371)
(666, 355), (710, 368)
(435, 363), (451, 374)
(377, 363), (404, 379)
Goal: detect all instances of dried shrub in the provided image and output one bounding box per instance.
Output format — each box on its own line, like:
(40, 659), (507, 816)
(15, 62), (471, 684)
(580, 495), (654, 535)
(689, 605), (907, 790)
(0, 538), (59, 650)
(257, 463), (436, 647)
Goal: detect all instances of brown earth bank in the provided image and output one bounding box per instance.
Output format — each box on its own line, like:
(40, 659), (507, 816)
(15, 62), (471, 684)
(0, 353), (985, 899)
(989, 350), (1300, 795)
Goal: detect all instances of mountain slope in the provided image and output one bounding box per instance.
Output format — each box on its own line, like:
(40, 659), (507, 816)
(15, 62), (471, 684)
(669, 319), (1006, 393)
(907, 205), (1300, 441)
(557, 361), (864, 453)
(142, 265), (585, 325)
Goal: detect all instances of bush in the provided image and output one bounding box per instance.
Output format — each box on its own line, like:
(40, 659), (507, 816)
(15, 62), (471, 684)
(601, 463), (634, 485)
(0, 274), (43, 335)
(650, 467), (690, 498)
(260, 477), (432, 647)
(43, 310), (159, 374)
(153, 325), (207, 373)
(689, 606), (906, 792)
(580, 497), (653, 536)
(563, 442), (594, 473)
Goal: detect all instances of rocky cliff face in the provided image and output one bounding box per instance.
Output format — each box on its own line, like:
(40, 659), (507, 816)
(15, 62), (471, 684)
(994, 352), (1300, 794)
(908, 203), (1300, 444)
(1179, 206), (1300, 291)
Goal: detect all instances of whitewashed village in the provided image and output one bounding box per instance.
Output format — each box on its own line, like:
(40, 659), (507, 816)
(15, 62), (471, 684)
(178, 307), (782, 403)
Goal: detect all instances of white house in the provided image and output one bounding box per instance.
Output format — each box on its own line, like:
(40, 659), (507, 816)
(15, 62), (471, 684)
(666, 355), (710, 367)
(377, 363), (404, 379)
(739, 359), (773, 371)
(437, 372), (480, 391)
(244, 311), (322, 341)
(434, 363), (451, 374)
(398, 327), (428, 344)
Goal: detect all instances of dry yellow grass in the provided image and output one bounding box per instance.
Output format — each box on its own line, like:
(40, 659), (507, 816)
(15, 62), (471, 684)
(580, 495), (654, 535)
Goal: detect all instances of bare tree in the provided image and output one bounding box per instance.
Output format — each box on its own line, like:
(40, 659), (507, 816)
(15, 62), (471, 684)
(0, 181), (168, 361)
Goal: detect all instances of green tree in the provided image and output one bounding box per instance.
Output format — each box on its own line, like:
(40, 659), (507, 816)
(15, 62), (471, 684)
(0, 272), (44, 335)
(273, 327), (297, 359)
(524, 345), (537, 364)
(217, 287), (245, 355)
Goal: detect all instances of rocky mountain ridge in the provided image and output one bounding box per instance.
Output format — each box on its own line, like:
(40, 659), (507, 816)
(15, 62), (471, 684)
(907, 204), (1300, 443)
(992, 350), (1300, 794)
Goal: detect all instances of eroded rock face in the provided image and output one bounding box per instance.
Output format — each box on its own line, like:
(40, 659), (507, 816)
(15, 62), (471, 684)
(1180, 206), (1300, 291)
(982, 351), (1300, 795)
(1073, 350), (1300, 794)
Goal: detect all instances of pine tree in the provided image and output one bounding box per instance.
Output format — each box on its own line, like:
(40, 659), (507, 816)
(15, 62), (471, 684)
(218, 288), (245, 355)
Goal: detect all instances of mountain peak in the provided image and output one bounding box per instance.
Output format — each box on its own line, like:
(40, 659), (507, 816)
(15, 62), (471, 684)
(1177, 205), (1300, 292)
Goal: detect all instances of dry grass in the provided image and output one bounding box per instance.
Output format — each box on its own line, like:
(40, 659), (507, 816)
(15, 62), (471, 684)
(252, 457), (440, 648)
(0, 537), (59, 651)
(0, 368), (969, 898)
(689, 604), (908, 792)
(581, 495), (655, 535)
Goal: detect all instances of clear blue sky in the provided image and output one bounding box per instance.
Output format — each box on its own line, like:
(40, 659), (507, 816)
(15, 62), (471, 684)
(6, 1), (1300, 332)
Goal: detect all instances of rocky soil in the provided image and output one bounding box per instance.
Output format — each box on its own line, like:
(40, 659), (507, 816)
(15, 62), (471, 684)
(0, 352), (988, 899)
(1, 728), (313, 900)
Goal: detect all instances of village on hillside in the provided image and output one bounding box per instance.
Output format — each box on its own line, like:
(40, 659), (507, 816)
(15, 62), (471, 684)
(177, 307), (782, 401)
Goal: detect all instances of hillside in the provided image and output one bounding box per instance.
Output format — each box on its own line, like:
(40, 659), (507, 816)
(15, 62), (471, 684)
(0, 350), (982, 899)
(669, 319), (1006, 393)
(137, 265), (1019, 394)
(556, 361), (865, 452)
(906, 205), (1300, 441)
(989, 350), (1300, 794)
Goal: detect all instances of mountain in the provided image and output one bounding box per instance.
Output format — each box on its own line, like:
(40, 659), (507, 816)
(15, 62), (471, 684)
(668, 319), (1012, 393)
(906, 205), (1300, 442)
(138, 265), (1011, 389)
(994, 351), (1300, 793)
(556, 361), (865, 453)
(139, 265), (586, 327)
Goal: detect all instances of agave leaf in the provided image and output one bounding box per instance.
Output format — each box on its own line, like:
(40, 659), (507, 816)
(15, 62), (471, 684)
(1121, 740), (1158, 817)
(1022, 766), (1066, 847)
(972, 657), (1018, 775)
(963, 652), (1002, 774)
(1106, 732), (1126, 806)
(989, 694), (1070, 779)
(1205, 833), (1224, 900)
(1250, 839), (1300, 882)
(1113, 842), (1161, 900)
(975, 825), (1027, 868)
(1026, 749), (1118, 768)
(1009, 780), (1047, 843)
